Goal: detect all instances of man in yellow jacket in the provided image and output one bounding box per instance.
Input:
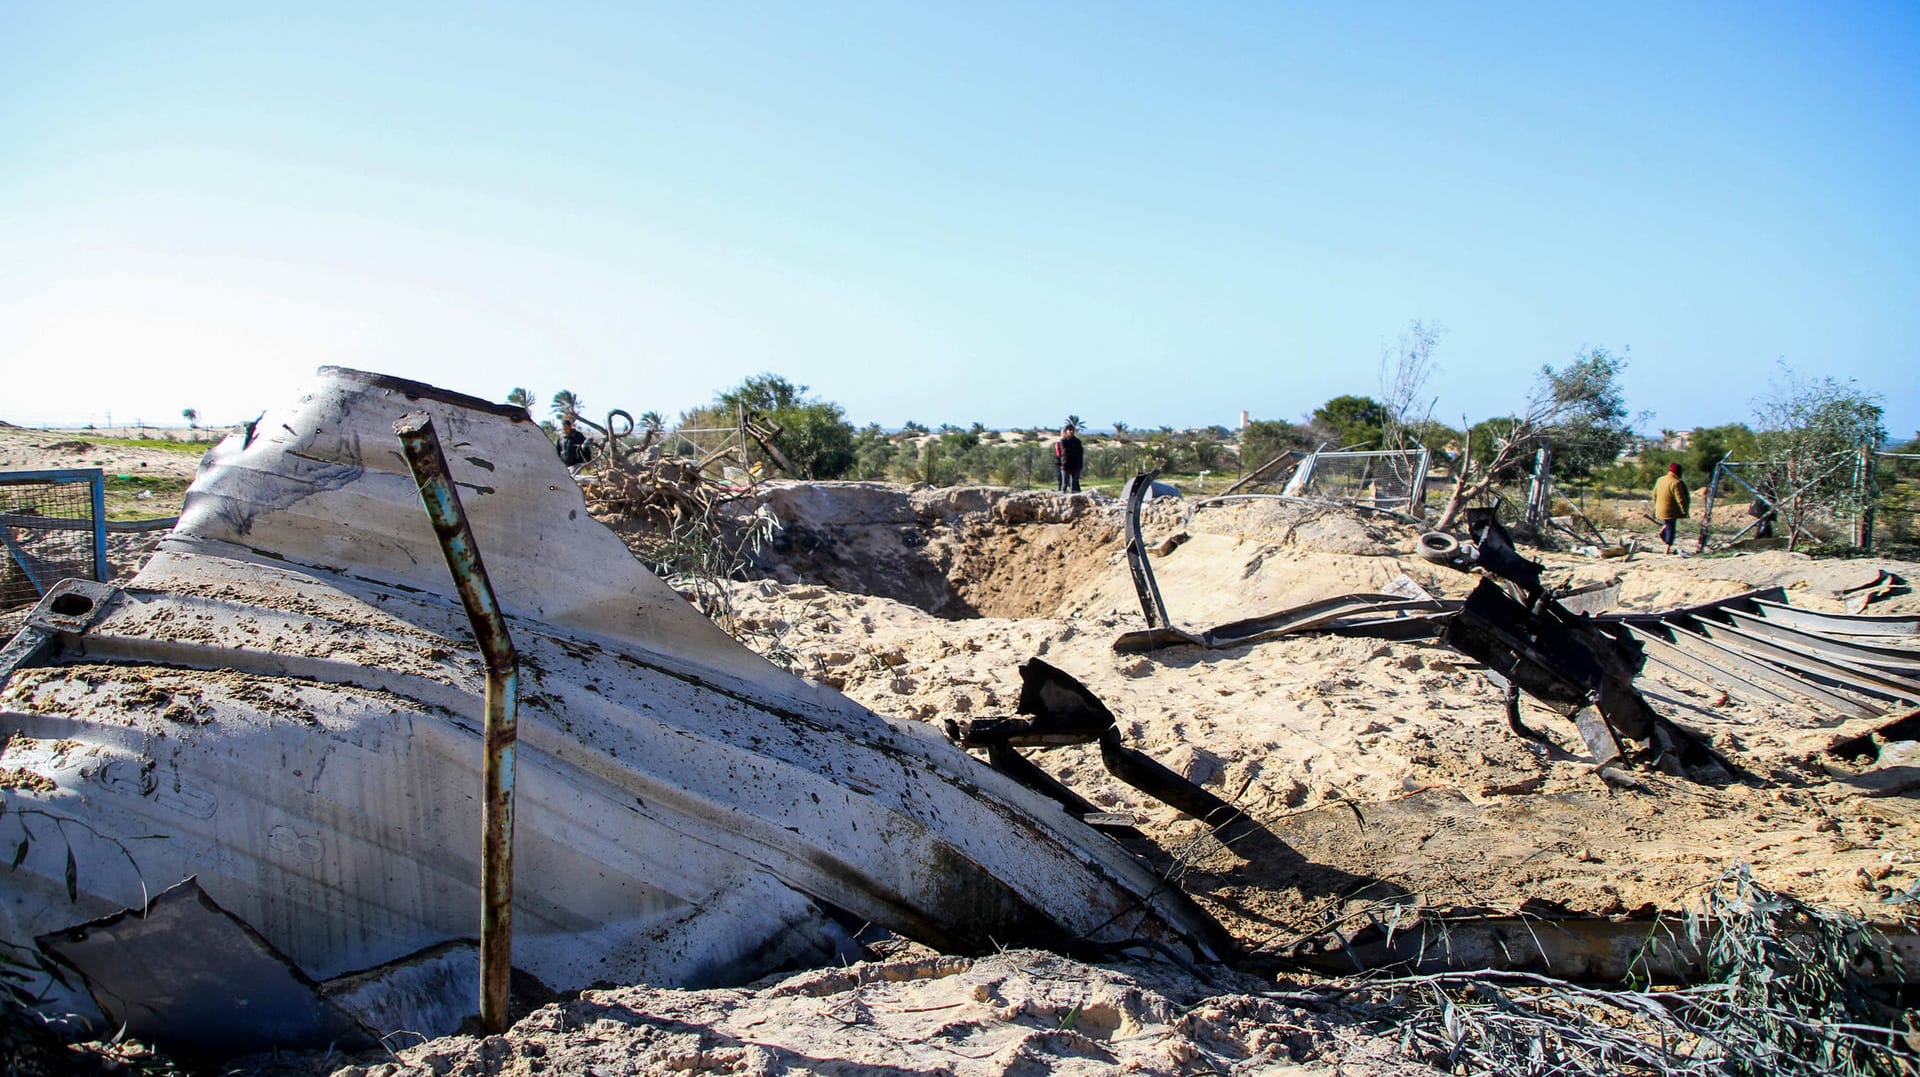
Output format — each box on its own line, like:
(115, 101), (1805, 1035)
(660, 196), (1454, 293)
(1652, 462), (1690, 553)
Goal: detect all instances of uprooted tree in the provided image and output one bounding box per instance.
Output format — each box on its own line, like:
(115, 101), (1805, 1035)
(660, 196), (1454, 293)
(1436, 346), (1634, 531)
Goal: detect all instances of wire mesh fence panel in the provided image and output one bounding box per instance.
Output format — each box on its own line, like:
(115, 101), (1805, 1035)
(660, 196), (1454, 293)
(1281, 449), (1429, 513)
(1, 469), (106, 610)
(648, 426), (752, 482)
(1708, 455), (1863, 548)
(1873, 451), (1920, 555)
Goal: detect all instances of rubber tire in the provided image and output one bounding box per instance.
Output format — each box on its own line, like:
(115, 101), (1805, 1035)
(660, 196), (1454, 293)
(1417, 531), (1459, 564)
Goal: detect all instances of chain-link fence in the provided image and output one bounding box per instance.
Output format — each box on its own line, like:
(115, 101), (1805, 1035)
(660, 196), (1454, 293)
(1870, 450), (1920, 556)
(1279, 448), (1430, 514)
(1697, 449), (1887, 552)
(1, 469), (107, 610)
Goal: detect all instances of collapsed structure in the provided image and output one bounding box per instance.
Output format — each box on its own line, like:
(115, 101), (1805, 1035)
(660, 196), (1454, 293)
(0, 369), (1228, 1054)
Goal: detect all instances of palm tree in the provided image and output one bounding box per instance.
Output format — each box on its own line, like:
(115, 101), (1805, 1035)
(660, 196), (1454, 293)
(506, 388), (536, 412)
(636, 409), (666, 453)
(551, 390), (583, 423)
(181, 407), (198, 430)
(1066, 414), (1083, 430)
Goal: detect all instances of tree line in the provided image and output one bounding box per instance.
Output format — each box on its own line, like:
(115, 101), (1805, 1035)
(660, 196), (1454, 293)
(504, 336), (1899, 522)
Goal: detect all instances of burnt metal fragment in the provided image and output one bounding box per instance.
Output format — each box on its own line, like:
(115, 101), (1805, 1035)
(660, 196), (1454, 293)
(1120, 472), (1172, 630)
(950, 659), (1248, 836)
(36, 879), (376, 1056)
(1426, 511), (1734, 780)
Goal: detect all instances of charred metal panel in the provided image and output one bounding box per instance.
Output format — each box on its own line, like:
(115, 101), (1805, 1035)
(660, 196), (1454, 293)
(36, 879), (375, 1055)
(1119, 472), (1171, 630)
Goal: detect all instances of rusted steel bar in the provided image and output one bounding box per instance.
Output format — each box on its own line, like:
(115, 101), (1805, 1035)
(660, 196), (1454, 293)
(1097, 727), (1244, 831)
(394, 411), (520, 1037)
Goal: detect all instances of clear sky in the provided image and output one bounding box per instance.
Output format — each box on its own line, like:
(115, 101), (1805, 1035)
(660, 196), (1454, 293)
(4, 3), (1916, 439)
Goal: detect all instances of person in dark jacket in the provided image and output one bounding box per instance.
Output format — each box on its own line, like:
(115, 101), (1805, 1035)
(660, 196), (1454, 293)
(556, 417), (592, 473)
(1054, 425), (1084, 492)
(1747, 477), (1777, 539)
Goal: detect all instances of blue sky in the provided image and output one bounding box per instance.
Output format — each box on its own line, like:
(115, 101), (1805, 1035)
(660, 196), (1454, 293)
(3, 3), (1915, 439)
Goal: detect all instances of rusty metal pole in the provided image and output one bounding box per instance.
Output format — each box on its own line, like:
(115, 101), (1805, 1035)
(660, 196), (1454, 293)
(1857, 444), (1875, 553)
(394, 411), (519, 1036)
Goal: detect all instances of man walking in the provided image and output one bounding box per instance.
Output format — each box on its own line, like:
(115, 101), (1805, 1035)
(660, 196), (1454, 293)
(1652, 462), (1690, 553)
(1054, 424), (1084, 493)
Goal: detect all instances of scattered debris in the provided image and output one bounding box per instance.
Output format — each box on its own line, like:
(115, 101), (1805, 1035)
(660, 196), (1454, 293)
(1114, 491), (1918, 781)
(1842, 569), (1910, 615)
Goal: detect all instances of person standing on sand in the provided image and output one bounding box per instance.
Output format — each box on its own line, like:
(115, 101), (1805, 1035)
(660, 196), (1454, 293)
(1652, 461), (1690, 553)
(1054, 424), (1084, 493)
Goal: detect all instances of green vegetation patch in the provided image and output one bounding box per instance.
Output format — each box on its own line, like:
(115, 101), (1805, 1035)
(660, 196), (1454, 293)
(86, 436), (219, 454)
(103, 473), (193, 520)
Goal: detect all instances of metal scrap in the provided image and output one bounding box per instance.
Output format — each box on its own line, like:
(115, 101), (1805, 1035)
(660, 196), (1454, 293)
(37, 879), (375, 1055)
(1113, 473), (1454, 653)
(948, 659), (1252, 845)
(1112, 482), (1917, 779)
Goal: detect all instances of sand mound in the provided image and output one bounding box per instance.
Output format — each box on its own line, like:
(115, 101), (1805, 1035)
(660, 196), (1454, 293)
(723, 485), (1920, 939)
(335, 949), (1418, 1076)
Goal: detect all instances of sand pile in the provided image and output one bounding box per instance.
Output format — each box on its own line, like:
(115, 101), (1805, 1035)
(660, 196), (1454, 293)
(335, 950), (1424, 1076)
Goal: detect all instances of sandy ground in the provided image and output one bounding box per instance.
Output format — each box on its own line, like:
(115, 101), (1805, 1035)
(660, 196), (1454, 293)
(4, 429), (1917, 1075)
(0, 422), (216, 476)
(698, 489), (1920, 936)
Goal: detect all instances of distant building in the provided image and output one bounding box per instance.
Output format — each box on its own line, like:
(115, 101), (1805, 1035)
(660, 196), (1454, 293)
(1665, 429), (1693, 451)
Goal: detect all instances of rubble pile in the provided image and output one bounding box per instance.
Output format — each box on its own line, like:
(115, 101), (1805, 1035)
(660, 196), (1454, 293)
(582, 457), (716, 527)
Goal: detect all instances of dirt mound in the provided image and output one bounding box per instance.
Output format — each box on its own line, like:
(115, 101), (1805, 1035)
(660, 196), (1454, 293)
(722, 487), (1434, 622)
(338, 949), (1413, 1076)
(727, 483), (1119, 618)
(1186, 497), (1423, 555)
(717, 487), (1920, 945)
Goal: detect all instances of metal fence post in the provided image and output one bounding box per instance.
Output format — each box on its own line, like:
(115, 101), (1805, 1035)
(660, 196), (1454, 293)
(394, 412), (520, 1037)
(1856, 444), (1875, 552)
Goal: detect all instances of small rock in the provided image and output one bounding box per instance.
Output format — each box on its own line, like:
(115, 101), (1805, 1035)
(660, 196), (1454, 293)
(1482, 775), (1547, 796)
